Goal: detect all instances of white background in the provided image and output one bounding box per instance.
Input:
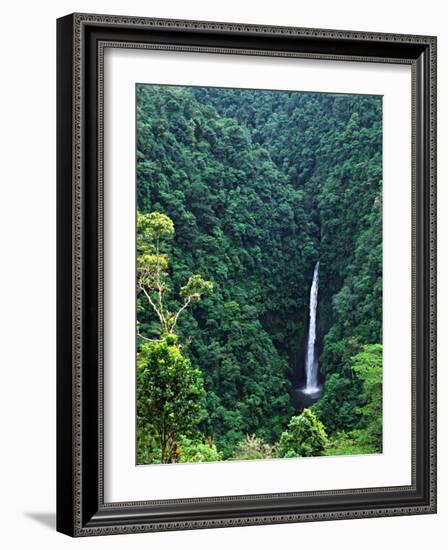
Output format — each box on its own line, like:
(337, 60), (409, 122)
(104, 50), (412, 501)
(0, 1), (445, 549)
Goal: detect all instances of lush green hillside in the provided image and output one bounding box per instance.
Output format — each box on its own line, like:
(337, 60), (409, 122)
(136, 84), (383, 461)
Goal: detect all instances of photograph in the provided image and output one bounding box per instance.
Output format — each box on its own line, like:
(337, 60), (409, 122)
(135, 83), (383, 465)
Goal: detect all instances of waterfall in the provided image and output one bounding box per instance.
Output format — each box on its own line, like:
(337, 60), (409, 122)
(303, 261), (320, 394)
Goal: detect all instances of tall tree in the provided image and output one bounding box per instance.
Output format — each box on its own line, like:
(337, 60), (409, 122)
(136, 212), (213, 463)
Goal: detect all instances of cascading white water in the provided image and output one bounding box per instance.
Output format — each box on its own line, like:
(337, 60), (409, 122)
(303, 261), (320, 394)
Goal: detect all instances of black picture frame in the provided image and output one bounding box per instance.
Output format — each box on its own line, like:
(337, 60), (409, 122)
(57, 13), (437, 537)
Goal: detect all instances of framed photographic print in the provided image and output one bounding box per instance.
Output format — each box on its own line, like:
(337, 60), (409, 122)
(56, 13), (437, 536)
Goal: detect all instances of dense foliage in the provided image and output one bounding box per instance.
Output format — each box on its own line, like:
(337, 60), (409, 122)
(137, 335), (206, 463)
(136, 84), (383, 462)
(277, 410), (328, 458)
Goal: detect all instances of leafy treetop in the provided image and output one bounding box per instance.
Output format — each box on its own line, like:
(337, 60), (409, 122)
(137, 211), (213, 336)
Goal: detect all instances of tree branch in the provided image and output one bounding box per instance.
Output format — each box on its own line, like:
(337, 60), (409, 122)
(154, 236), (169, 331)
(136, 324), (159, 343)
(171, 296), (192, 332)
(140, 284), (166, 330)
